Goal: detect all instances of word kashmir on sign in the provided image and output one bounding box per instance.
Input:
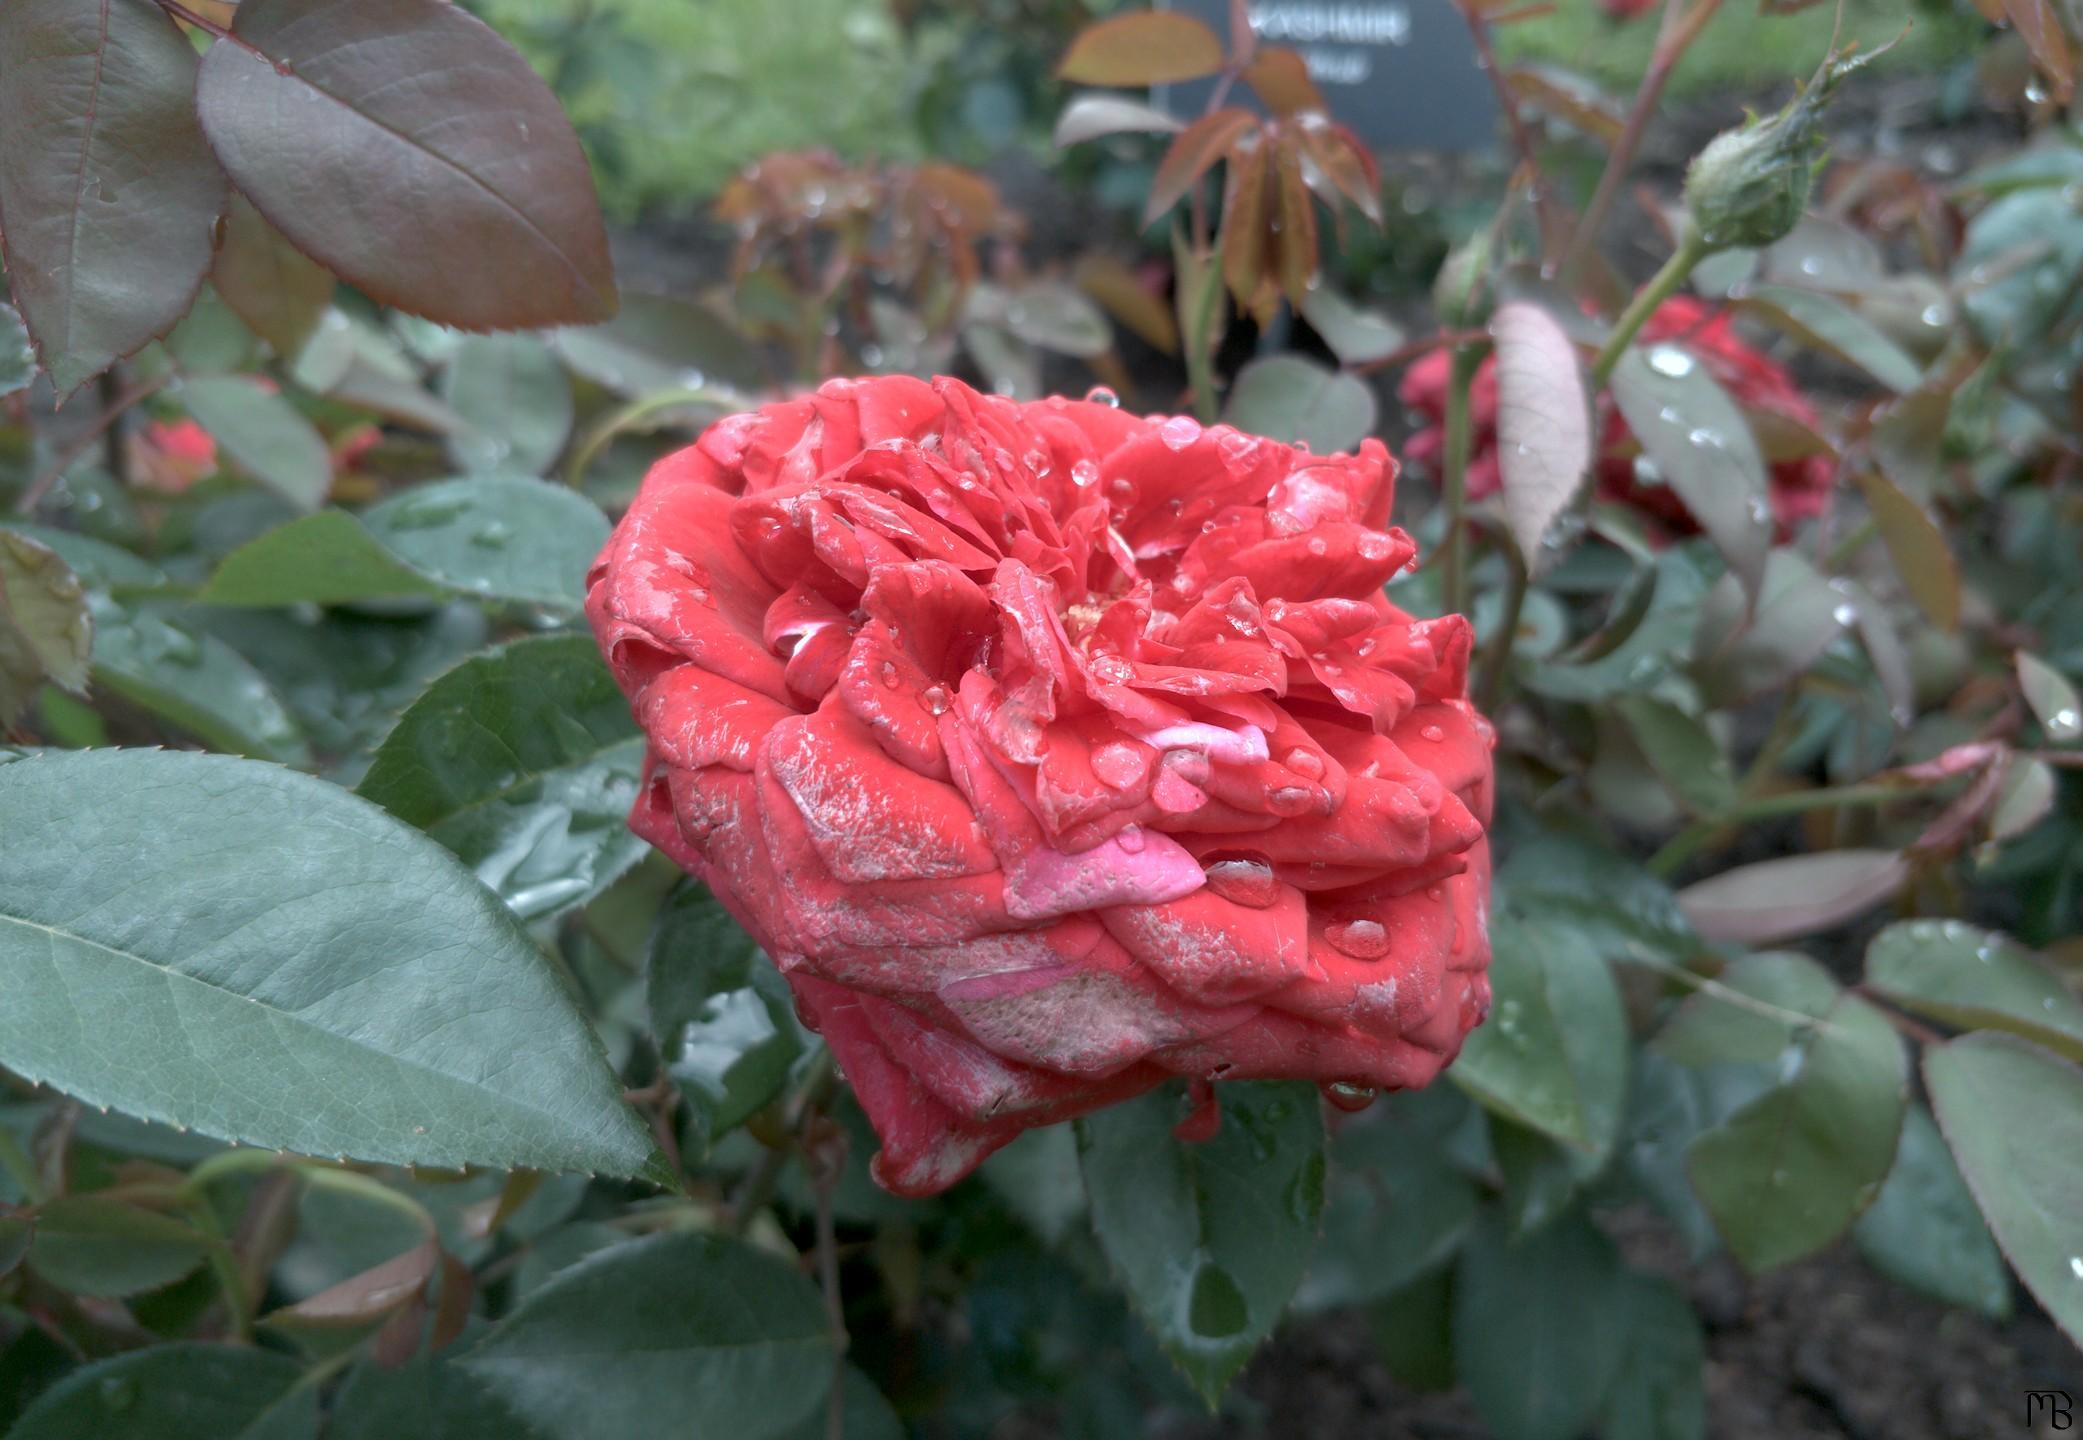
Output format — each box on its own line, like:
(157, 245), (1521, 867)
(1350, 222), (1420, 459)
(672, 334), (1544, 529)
(1160, 0), (1498, 151)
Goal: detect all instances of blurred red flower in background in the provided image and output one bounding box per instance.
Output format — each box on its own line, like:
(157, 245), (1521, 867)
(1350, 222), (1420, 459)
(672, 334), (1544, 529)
(1401, 296), (1834, 539)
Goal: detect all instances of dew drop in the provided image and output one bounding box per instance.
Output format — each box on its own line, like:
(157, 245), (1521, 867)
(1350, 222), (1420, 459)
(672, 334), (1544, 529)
(1326, 919), (1389, 960)
(878, 660), (900, 689)
(1284, 747), (1325, 780)
(1159, 415), (1203, 450)
(1268, 785), (1316, 816)
(1205, 854), (1280, 907)
(1306, 536), (1328, 556)
(1419, 723), (1446, 743)
(1071, 459), (1101, 488)
(1091, 741), (1150, 790)
(1647, 345), (1695, 378)
(1357, 533), (1392, 561)
(1108, 476), (1139, 506)
(920, 685), (950, 715)
(1085, 385), (1121, 408)
(1116, 823), (1146, 853)
(1321, 1080), (1378, 1112)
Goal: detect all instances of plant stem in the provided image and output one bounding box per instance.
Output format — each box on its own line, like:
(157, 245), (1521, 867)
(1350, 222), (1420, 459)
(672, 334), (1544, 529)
(16, 373), (168, 516)
(1474, 546), (1528, 710)
(1589, 228), (1711, 387)
(727, 1048), (839, 1237)
(0, 1126), (46, 1204)
(180, 1198), (254, 1342)
(1439, 345), (1482, 617)
(1648, 781), (1908, 876)
(1458, 4), (1564, 263)
(1559, 0), (1723, 286)
(1185, 254), (1225, 425)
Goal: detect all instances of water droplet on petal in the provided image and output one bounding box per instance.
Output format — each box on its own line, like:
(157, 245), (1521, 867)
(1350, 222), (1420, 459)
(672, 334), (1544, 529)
(1321, 1080), (1378, 1112)
(1205, 854), (1279, 907)
(1326, 919), (1389, 960)
(1159, 415), (1202, 450)
(1108, 476), (1139, 507)
(920, 685), (950, 715)
(1284, 747), (1325, 780)
(1419, 723), (1445, 743)
(1091, 741), (1150, 790)
(1268, 785), (1316, 816)
(879, 660), (900, 689)
(1116, 823), (1146, 853)
(1085, 385), (1121, 408)
(1071, 459), (1101, 488)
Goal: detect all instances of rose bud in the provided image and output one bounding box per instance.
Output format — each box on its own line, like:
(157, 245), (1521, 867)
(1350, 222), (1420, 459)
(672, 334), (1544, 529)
(589, 377), (1495, 1195)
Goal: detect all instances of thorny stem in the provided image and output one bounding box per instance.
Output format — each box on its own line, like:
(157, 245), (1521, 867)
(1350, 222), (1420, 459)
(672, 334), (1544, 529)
(1559, 0), (1724, 287)
(728, 1048), (839, 1237)
(1473, 543), (1528, 711)
(1589, 228), (1711, 386)
(1439, 346), (1482, 617)
(814, 1158), (847, 1440)
(1458, 4), (1565, 263)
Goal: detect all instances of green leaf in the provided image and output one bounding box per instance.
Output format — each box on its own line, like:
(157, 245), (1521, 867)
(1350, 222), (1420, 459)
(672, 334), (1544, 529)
(460, 1232), (834, 1440)
(199, 512), (451, 608)
(978, 1124), (1087, 1248)
(0, 1215), (26, 1279)
(357, 635), (647, 920)
(1077, 1080), (1325, 1404)
(195, 0), (617, 329)
(1854, 468), (1960, 630)
(1222, 355), (1377, 455)
(211, 195), (335, 359)
(443, 334), (576, 477)
(0, 532), (92, 723)
(1737, 284), (1922, 391)
(1612, 696), (1737, 817)
(1451, 916), (1628, 1155)
(0, 748), (658, 1179)
(0, 304), (36, 399)
(90, 598), (313, 765)
(362, 477), (609, 613)
(1610, 344), (1770, 600)
(1598, 1274), (1706, 1440)
(1299, 286), (1405, 366)
(646, 882), (805, 1149)
(1865, 919), (2083, 1061)
(1677, 849), (1908, 946)
(1, 525), (166, 594)
(4, 1343), (314, 1440)
(329, 1331), (532, 1440)
(192, 604), (489, 771)
(1492, 300), (1591, 570)
(1692, 548), (1848, 707)
(1297, 1091), (1480, 1309)
(1655, 952), (1907, 1270)
(1453, 1210), (1627, 1440)
(1495, 827), (1697, 966)
(179, 376), (333, 513)
(552, 294), (765, 396)
(2018, 650), (2083, 744)
(1853, 1103), (2011, 1318)
(24, 1197), (210, 1298)
(0, 0), (227, 398)
(1924, 1032), (2083, 1348)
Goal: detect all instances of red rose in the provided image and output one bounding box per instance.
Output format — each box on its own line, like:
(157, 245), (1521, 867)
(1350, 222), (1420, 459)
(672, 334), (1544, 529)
(130, 418), (218, 495)
(589, 376), (1495, 1195)
(1400, 295), (1834, 538)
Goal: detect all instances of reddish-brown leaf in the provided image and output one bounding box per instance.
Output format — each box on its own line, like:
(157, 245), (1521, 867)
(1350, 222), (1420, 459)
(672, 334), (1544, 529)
(1244, 48), (1323, 116)
(211, 194), (334, 357)
(1058, 11), (1226, 86)
(0, 0), (228, 398)
(271, 1240), (436, 1326)
(1075, 254), (1179, 354)
(1145, 107), (1260, 227)
(196, 0), (617, 330)
(430, 1251), (475, 1353)
(2004, 0), (2076, 100)
(1679, 850), (1910, 945)
(1220, 140), (1274, 322)
(1272, 132), (1319, 307)
(1297, 119), (1383, 225)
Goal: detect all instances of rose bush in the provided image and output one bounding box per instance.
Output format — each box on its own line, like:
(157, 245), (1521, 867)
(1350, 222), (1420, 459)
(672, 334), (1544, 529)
(1400, 295), (1835, 538)
(588, 375), (1496, 1193)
